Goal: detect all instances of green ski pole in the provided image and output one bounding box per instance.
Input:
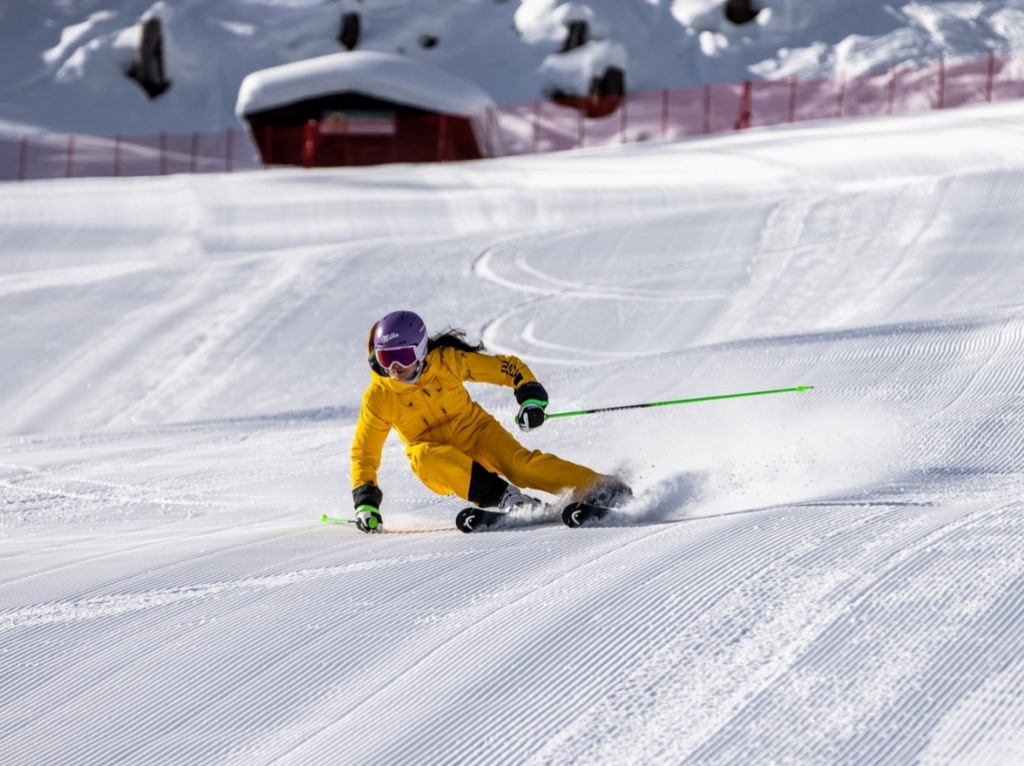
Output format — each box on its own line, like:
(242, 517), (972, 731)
(320, 514), (359, 525)
(543, 385), (814, 421)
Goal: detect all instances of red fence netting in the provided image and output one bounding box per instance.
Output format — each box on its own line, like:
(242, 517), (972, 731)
(2, 52), (1021, 182)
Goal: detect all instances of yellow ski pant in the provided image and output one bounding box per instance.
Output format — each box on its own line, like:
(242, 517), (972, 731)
(405, 413), (600, 501)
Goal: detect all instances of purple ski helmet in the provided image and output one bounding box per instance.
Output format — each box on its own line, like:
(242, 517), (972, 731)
(372, 310), (428, 372)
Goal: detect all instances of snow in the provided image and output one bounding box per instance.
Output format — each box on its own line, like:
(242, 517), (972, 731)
(5, 1), (1024, 765)
(4, 98), (1024, 763)
(3, 0), (1024, 135)
(235, 51), (496, 119)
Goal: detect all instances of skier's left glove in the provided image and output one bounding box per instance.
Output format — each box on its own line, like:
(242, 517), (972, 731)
(515, 381), (549, 432)
(517, 400), (547, 431)
(355, 505), (383, 534)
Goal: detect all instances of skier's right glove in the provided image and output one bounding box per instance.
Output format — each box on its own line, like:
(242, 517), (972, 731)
(355, 505), (383, 534)
(352, 482), (384, 534)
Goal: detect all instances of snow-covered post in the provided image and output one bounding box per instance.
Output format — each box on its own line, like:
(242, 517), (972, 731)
(724, 0), (760, 25)
(127, 16), (171, 99)
(338, 11), (360, 50)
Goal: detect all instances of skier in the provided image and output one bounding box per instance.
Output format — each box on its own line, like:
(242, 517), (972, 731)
(350, 310), (631, 533)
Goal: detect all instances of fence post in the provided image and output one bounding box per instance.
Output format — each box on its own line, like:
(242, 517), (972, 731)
(225, 128), (233, 173)
(114, 135), (122, 177)
(986, 51), (995, 102)
(937, 57), (945, 109)
(302, 120), (317, 167)
(190, 131), (200, 173)
(734, 80), (751, 130)
(886, 65), (897, 115)
(578, 107), (585, 149)
(18, 137), (29, 181)
(788, 76), (798, 123)
(661, 88), (669, 139)
(620, 95), (628, 143)
(160, 132), (168, 175)
(835, 71), (846, 118)
(702, 84), (711, 134)
(485, 107), (495, 157)
(437, 114), (448, 161)
(490, 107), (499, 158)
(532, 100), (541, 154)
(263, 126), (273, 167)
(66, 135), (75, 178)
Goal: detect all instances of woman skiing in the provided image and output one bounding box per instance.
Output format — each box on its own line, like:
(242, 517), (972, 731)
(350, 310), (630, 533)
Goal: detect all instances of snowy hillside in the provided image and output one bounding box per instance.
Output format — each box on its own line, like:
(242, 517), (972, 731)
(2, 0), (1024, 135)
(6, 0), (1024, 763)
(4, 96), (1024, 763)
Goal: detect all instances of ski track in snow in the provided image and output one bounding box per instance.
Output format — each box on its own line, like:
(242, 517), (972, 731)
(4, 103), (1024, 764)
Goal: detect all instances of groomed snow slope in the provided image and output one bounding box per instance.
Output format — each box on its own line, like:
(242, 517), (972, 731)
(3, 101), (1024, 764)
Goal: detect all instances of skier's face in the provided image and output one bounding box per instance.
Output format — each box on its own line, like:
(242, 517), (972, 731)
(388, 360), (420, 383)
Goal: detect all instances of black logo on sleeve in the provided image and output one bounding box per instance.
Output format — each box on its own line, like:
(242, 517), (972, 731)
(501, 360), (525, 386)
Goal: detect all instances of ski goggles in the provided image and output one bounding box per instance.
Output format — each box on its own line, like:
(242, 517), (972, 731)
(375, 345), (420, 369)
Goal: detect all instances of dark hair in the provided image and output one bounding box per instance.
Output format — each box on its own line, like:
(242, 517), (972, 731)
(427, 327), (485, 354)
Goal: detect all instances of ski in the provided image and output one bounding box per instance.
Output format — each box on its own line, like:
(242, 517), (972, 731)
(455, 505), (554, 533)
(455, 507), (508, 533)
(561, 502), (612, 528)
(456, 501), (617, 532)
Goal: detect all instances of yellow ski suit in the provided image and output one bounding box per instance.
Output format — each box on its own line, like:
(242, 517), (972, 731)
(351, 346), (601, 506)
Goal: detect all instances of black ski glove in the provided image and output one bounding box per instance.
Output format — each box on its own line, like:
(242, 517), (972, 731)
(353, 482), (383, 533)
(515, 382), (549, 431)
(355, 505), (383, 533)
(516, 400), (546, 431)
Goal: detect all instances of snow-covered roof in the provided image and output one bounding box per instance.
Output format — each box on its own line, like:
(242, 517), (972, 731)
(236, 51), (496, 119)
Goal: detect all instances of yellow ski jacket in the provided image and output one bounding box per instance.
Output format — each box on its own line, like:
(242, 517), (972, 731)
(351, 346), (540, 490)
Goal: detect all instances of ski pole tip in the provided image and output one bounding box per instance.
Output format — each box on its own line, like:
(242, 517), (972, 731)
(796, 385), (814, 393)
(319, 514), (329, 523)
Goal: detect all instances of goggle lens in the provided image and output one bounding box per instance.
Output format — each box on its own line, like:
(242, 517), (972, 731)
(375, 346), (419, 369)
